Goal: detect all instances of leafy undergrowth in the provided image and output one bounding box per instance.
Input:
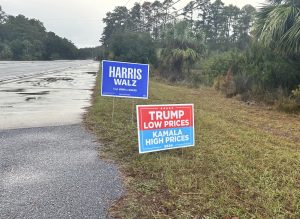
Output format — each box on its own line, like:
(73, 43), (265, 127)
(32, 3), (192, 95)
(85, 75), (300, 218)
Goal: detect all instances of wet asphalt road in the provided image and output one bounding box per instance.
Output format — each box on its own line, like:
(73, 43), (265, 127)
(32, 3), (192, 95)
(0, 60), (86, 81)
(0, 60), (98, 130)
(0, 125), (123, 219)
(0, 61), (123, 218)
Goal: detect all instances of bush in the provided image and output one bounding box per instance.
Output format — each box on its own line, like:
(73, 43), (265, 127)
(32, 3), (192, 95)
(201, 50), (244, 84)
(234, 72), (252, 94)
(272, 86), (300, 113)
(275, 99), (300, 113)
(202, 44), (300, 105)
(242, 44), (300, 91)
(186, 70), (210, 87)
(213, 68), (237, 97)
(292, 85), (300, 104)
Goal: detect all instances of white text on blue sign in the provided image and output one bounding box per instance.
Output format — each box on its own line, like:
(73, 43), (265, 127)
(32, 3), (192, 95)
(102, 60), (149, 99)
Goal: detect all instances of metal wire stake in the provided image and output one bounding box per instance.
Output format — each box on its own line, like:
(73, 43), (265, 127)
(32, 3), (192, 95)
(112, 97), (115, 123)
(131, 100), (135, 125)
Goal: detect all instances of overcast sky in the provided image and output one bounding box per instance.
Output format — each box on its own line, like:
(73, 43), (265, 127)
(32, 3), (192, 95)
(0, 0), (266, 48)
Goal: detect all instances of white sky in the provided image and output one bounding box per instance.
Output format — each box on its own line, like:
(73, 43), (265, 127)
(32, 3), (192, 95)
(0, 0), (266, 48)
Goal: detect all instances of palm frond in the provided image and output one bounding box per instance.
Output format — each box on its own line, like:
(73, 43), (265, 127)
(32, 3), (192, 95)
(254, 4), (300, 56)
(278, 13), (300, 55)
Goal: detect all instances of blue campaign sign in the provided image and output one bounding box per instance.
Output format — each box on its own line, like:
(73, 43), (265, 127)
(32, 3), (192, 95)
(101, 60), (149, 99)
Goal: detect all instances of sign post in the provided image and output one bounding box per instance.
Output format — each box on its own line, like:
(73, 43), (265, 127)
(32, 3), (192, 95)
(112, 97), (115, 123)
(136, 104), (195, 154)
(101, 60), (149, 99)
(131, 100), (135, 125)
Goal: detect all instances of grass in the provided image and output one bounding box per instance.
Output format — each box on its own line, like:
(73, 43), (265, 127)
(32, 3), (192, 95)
(85, 74), (300, 218)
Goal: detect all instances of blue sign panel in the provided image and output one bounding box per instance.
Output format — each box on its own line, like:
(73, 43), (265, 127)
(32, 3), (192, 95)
(101, 60), (149, 99)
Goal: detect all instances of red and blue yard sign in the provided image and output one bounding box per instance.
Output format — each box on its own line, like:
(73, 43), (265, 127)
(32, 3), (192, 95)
(137, 104), (195, 153)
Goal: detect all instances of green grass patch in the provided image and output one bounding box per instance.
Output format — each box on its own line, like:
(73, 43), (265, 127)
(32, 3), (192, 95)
(85, 73), (300, 218)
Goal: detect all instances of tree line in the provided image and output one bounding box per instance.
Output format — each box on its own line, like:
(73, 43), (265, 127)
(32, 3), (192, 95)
(0, 6), (102, 61)
(102, 0), (256, 51)
(101, 0), (300, 111)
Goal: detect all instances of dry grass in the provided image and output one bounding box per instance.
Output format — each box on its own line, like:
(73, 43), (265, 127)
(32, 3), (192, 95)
(85, 75), (300, 218)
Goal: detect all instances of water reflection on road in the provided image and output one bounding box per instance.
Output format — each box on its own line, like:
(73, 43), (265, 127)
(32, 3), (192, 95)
(0, 60), (99, 130)
(0, 60), (88, 81)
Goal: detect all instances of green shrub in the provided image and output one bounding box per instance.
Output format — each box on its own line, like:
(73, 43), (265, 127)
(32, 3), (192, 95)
(186, 70), (210, 87)
(201, 44), (300, 102)
(213, 69), (237, 97)
(233, 72), (252, 95)
(292, 85), (300, 103)
(201, 50), (243, 84)
(275, 99), (300, 113)
(242, 43), (300, 91)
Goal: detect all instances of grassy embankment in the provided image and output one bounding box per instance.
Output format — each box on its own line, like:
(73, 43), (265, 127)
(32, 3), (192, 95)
(85, 73), (300, 218)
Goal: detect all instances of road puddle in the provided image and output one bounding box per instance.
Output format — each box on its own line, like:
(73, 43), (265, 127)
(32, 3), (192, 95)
(25, 97), (43, 102)
(18, 91), (50, 95)
(43, 77), (74, 82)
(0, 60), (99, 130)
(86, 72), (97, 76)
(2, 88), (25, 92)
